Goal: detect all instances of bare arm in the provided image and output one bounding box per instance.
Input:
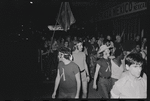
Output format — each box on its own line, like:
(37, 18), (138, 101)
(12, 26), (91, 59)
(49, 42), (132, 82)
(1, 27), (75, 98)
(53, 69), (60, 94)
(83, 53), (89, 76)
(93, 64), (100, 86)
(75, 72), (81, 98)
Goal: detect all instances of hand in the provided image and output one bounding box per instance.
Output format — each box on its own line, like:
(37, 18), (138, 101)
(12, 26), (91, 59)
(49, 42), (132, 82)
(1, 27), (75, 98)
(93, 83), (97, 90)
(52, 92), (56, 99)
(87, 76), (90, 82)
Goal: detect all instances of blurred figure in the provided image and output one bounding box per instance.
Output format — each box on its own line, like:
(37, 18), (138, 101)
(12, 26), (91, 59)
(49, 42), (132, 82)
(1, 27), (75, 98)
(114, 35), (123, 56)
(134, 35), (141, 46)
(110, 49), (124, 89)
(88, 37), (99, 79)
(106, 35), (114, 48)
(73, 36), (78, 45)
(59, 38), (65, 48)
(64, 40), (71, 50)
(66, 36), (73, 50)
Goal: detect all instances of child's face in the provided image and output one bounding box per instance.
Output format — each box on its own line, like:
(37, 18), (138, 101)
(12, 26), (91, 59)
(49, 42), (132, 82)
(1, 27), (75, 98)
(128, 63), (142, 78)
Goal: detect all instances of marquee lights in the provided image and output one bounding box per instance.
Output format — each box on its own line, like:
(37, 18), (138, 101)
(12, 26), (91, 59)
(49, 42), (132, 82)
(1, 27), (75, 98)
(30, 1), (33, 4)
(48, 25), (63, 31)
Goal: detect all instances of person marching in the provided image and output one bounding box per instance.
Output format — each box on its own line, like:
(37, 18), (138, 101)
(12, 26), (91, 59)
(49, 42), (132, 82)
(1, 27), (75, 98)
(52, 47), (81, 98)
(110, 49), (124, 88)
(72, 41), (90, 98)
(93, 45), (112, 98)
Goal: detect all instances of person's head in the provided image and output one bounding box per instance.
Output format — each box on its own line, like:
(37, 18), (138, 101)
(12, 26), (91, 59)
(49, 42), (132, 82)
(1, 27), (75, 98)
(142, 37), (147, 43)
(73, 36), (77, 41)
(115, 49), (124, 60)
(58, 47), (72, 61)
(73, 41), (83, 52)
(98, 45), (111, 57)
(135, 44), (141, 52)
(66, 36), (71, 42)
(107, 35), (111, 40)
(79, 37), (82, 41)
(125, 53), (144, 78)
(61, 38), (64, 43)
(91, 37), (96, 43)
(135, 35), (140, 41)
(116, 35), (121, 42)
(53, 40), (57, 44)
(64, 41), (69, 48)
(104, 40), (111, 47)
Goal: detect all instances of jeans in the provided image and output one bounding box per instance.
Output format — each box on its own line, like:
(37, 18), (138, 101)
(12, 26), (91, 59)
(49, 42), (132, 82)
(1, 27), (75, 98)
(98, 77), (111, 98)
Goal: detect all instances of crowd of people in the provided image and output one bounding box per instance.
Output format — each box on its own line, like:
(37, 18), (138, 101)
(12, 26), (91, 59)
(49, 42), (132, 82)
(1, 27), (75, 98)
(39, 33), (147, 98)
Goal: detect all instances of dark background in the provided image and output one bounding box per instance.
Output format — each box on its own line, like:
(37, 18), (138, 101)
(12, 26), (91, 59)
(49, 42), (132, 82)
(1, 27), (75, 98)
(0, 0), (148, 100)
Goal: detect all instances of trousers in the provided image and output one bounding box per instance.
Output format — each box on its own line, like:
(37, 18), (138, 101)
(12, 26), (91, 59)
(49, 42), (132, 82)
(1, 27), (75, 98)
(98, 77), (111, 98)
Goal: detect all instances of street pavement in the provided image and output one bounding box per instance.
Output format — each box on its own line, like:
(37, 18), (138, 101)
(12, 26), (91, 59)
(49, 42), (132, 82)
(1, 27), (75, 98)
(2, 74), (102, 100)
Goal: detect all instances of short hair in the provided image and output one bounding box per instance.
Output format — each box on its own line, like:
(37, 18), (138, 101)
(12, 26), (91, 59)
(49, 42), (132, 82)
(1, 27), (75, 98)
(125, 53), (144, 67)
(58, 47), (71, 60)
(72, 41), (83, 51)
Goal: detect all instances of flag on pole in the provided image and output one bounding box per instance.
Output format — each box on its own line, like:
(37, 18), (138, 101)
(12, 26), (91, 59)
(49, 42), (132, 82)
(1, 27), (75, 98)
(57, 2), (76, 32)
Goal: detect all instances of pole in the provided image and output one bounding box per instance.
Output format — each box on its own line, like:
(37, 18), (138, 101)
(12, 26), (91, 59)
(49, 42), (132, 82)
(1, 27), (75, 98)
(41, 50), (43, 72)
(49, 2), (63, 55)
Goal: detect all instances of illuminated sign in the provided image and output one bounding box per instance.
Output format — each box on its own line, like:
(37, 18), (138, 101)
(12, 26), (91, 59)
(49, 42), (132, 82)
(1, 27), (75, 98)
(92, 2), (147, 22)
(102, 2), (147, 20)
(48, 25), (64, 31)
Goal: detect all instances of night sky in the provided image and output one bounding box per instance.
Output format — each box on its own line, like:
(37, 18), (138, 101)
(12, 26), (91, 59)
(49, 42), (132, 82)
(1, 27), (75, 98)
(0, 0), (122, 32)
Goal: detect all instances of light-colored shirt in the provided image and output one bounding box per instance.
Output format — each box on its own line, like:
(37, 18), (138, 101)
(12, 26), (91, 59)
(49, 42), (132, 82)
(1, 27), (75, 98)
(111, 59), (124, 79)
(111, 71), (147, 98)
(72, 52), (86, 71)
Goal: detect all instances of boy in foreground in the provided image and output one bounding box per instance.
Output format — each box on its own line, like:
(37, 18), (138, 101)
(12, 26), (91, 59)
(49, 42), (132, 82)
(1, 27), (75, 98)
(111, 53), (147, 98)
